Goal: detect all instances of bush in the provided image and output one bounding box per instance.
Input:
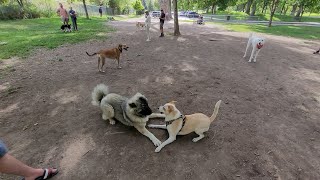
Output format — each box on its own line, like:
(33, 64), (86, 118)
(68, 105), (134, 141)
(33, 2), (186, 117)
(0, 4), (41, 20)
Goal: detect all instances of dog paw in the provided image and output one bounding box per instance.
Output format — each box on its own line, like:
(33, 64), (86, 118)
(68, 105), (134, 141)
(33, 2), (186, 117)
(155, 147), (162, 152)
(109, 119), (116, 125)
(152, 139), (161, 147)
(192, 138), (199, 142)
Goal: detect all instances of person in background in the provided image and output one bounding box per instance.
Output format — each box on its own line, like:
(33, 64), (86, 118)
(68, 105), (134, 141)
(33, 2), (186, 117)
(159, 9), (165, 37)
(56, 3), (69, 25)
(0, 140), (58, 180)
(99, 6), (103, 17)
(69, 7), (78, 31)
(145, 11), (151, 41)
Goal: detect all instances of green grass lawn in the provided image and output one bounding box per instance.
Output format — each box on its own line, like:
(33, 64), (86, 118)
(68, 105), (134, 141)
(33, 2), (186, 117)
(0, 17), (113, 59)
(219, 23), (320, 40)
(203, 11), (320, 22)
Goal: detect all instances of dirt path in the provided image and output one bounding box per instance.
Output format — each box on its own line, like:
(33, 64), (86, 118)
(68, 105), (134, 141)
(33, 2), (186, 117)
(1, 18), (320, 180)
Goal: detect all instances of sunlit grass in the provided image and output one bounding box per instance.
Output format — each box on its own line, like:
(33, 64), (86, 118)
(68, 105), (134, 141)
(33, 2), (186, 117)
(0, 17), (113, 59)
(219, 23), (320, 40)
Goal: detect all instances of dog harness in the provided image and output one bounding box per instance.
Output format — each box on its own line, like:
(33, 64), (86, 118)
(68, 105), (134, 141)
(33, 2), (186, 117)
(165, 115), (186, 131)
(257, 44), (263, 49)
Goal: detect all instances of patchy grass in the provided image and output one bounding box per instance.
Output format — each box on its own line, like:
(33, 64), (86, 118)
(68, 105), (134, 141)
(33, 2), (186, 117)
(219, 23), (320, 40)
(203, 10), (320, 22)
(0, 17), (113, 59)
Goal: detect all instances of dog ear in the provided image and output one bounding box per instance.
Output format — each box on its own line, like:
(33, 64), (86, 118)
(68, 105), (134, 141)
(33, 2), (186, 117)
(169, 101), (177, 104)
(167, 105), (174, 113)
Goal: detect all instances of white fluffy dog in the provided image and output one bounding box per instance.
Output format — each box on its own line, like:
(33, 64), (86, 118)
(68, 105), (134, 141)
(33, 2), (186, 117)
(243, 33), (265, 63)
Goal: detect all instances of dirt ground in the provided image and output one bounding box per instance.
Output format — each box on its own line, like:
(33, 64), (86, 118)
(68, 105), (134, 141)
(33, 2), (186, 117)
(1, 18), (320, 180)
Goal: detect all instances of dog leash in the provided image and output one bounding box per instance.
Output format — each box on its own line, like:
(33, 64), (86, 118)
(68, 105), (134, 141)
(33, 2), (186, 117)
(165, 114), (186, 131)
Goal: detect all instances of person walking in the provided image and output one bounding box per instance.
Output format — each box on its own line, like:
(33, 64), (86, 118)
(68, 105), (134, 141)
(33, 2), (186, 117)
(159, 9), (165, 37)
(145, 11), (151, 41)
(69, 7), (78, 31)
(56, 3), (69, 25)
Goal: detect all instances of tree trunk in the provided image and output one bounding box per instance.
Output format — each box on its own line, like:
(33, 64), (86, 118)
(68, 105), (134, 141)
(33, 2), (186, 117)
(82, 0), (89, 19)
(280, 1), (286, 15)
(245, 0), (253, 15)
(16, 0), (23, 7)
(284, 5), (289, 15)
(168, 0), (172, 19)
(295, 4), (303, 17)
(250, 1), (256, 16)
(290, 4), (297, 16)
(268, 0), (279, 27)
(173, 0), (180, 36)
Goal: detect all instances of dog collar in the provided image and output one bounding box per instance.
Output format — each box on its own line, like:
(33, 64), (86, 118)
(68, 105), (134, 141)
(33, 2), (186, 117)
(257, 44), (263, 49)
(165, 115), (186, 131)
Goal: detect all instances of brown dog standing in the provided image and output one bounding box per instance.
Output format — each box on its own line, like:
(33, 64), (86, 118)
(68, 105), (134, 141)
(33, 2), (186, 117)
(86, 44), (129, 72)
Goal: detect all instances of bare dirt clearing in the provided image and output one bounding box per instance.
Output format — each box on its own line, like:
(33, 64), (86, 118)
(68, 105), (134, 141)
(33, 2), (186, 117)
(1, 18), (320, 180)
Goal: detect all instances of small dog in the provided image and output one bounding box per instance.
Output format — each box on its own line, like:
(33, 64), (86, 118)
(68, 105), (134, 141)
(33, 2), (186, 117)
(136, 22), (145, 30)
(313, 48), (320, 54)
(86, 44), (129, 72)
(148, 100), (222, 152)
(243, 33), (265, 63)
(92, 84), (165, 146)
(60, 24), (72, 32)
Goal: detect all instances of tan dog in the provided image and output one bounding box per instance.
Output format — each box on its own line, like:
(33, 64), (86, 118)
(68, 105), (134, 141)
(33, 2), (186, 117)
(148, 100), (222, 152)
(86, 44), (129, 72)
(136, 22), (145, 30)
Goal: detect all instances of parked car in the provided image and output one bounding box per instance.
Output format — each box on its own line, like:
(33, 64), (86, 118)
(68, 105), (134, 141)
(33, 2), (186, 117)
(152, 11), (161, 17)
(179, 11), (186, 16)
(186, 11), (199, 18)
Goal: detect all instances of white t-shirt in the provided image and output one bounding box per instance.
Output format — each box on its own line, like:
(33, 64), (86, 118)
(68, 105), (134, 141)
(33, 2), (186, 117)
(145, 15), (151, 27)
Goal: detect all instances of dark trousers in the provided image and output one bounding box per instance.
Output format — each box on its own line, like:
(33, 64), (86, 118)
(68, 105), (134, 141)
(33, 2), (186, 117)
(71, 17), (77, 30)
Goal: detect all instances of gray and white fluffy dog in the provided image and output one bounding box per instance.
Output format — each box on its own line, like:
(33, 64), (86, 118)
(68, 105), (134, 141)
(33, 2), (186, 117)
(92, 84), (164, 146)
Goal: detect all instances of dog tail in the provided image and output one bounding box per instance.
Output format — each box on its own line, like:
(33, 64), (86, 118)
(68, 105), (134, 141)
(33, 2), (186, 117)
(92, 84), (109, 106)
(210, 100), (222, 122)
(86, 52), (97, 56)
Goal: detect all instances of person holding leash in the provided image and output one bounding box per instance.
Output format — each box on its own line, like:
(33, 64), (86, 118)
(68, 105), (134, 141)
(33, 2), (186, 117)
(159, 9), (165, 37)
(69, 7), (78, 31)
(145, 11), (151, 41)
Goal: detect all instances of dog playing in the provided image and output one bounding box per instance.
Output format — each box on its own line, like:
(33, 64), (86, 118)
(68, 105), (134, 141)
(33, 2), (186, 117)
(148, 100), (222, 152)
(60, 24), (71, 32)
(136, 22), (145, 30)
(243, 33), (265, 63)
(92, 84), (165, 146)
(86, 44), (129, 72)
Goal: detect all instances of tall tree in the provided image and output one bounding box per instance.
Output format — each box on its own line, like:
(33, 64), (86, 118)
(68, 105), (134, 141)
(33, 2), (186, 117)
(83, 0), (89, 19)
(250, 0), (257, 16)
(173, 0), (180, 36)
(268, 0), (280, 27)
(16, 0), (23, 7)
(245, 0), (253, 15)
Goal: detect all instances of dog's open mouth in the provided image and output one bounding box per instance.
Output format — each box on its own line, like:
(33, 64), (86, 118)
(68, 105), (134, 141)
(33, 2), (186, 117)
(124, 47), (129, 51)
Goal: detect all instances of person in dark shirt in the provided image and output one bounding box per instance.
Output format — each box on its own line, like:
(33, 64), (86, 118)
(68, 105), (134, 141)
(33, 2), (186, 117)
(69, 7), (78, 31)
(99, 6), (103, 17)
(159, 9), (165, 37)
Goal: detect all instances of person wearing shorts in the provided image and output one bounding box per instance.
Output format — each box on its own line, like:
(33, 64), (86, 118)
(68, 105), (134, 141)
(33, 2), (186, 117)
(145, 11), (151, 41)
(0, 139), (58, 180)
(159, 9), (165, 37)
(57, 3), (69, 25)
